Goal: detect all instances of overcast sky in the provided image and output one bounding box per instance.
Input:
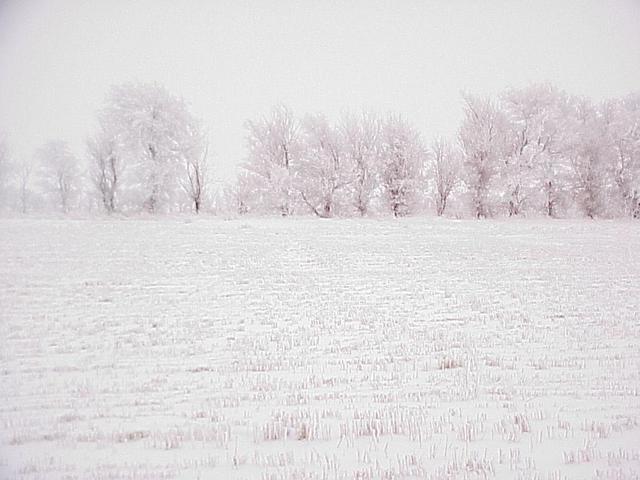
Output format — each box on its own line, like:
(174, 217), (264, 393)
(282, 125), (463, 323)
(1, 0), (639, 181)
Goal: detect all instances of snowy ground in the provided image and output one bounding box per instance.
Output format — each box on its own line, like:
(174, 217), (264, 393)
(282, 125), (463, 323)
(0, 217), (639, 480)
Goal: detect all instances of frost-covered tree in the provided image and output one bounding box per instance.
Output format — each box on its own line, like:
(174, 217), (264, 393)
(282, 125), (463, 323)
(87, 128), (121, 213)
(225, 171), (258, 216)
(341, 112), (382, 216)
(228, 87), (640, 219)
(0, 136), (8, 207)
(538, 146), (571, 218)
(532, 92), (575, 218)
(564, 97), (612, 218)
(430, 137), (461, 216)
(36, 140), (80, 213)
(459, 94), (509, 218)
(379, 115), (425, 217)
(501, 84), (562, 216)
(296, 114), (349, 217)
(244, 105), (301, 216)
(100, 82), (202, 213)
(605, 95), (640, 218)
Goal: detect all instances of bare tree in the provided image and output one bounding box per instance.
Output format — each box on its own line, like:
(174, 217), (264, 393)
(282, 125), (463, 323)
(459, 94), (509, 218)
(87, 129), (120, 213)
(430, 137), (460, 216)
(244, 105), (301, 216)
(180, 123), (209, 214)
(341, 112), (381, 216)
(17, 164), (31, 214)
(12, 159), (34, 214)
(182, 146), (207, 213)
(36, 140), (80, 214)
(380, 115), (425, 217)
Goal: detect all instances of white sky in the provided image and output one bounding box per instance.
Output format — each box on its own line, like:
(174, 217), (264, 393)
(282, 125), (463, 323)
(0, 0), (639, 181)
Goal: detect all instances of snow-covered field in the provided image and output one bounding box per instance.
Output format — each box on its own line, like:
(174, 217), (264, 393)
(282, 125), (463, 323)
(1, 218), (639, 480)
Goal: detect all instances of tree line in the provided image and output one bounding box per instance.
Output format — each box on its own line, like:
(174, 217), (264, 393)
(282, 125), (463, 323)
(0, 82), (638, 219)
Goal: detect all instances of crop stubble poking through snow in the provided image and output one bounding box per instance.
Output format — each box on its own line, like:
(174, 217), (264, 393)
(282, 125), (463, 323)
(0, 218), (639, 480)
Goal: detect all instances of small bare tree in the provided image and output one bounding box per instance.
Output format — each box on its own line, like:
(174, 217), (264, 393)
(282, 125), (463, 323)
(430, 137), (460, 216)
(87, 130), (120, 213)
(15, 159), (34, 214)
(37, 140), (80, 214)
(183, 146), (207, 213)
(181, 134), (209, 214)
